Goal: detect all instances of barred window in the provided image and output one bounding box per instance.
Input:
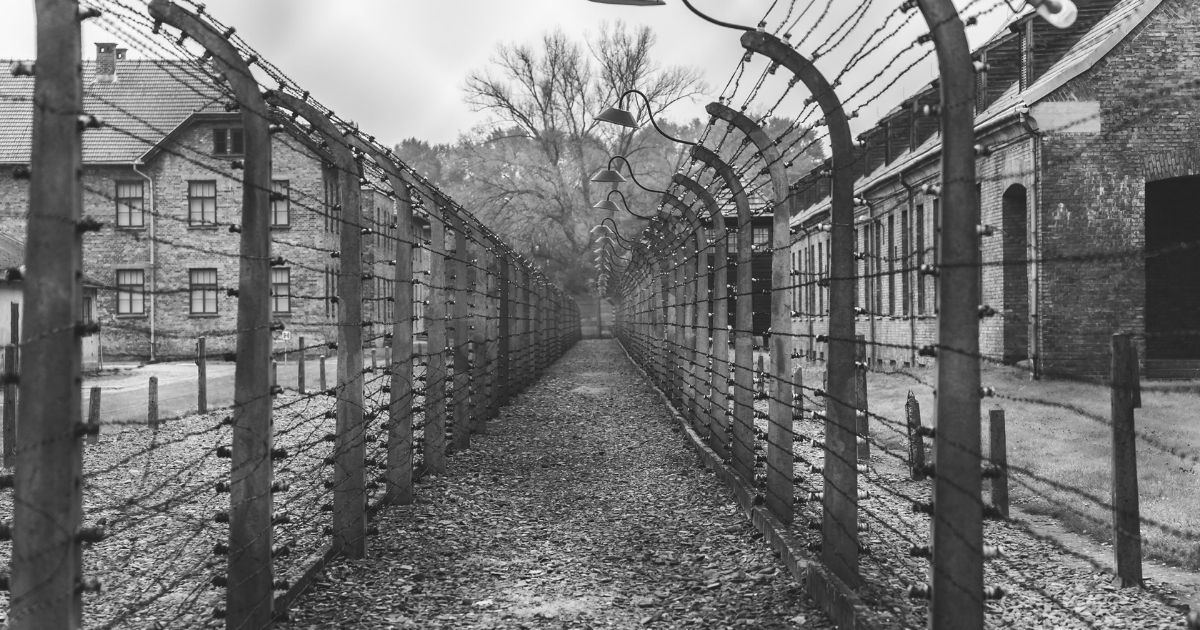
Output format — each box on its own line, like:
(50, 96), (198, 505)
(752, 226), (770, 247)
(212, 127), (244, 156)
(115, 180), (144, 227)
(271, 267), (291, 314)
(189, 268), (218, 314)
(116, 269), (145, 315)
(271, 180), (290, 227)
(188, 181), (217, 226)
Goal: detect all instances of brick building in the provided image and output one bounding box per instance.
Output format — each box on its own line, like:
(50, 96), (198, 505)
(0, 44), (408, 360)
(787, 0), (1200, 378)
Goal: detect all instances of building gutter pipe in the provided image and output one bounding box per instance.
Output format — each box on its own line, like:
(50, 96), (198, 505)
(131, 160), (156, 361)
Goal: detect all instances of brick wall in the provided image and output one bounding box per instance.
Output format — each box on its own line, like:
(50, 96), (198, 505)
(1035, 0), (1200, 377)
(784, 0), (1200, 379)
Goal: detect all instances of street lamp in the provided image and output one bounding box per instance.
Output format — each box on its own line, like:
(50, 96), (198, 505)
(594, 89), (699, 147)
(590, 155), (671, 195)
(592, 189), (659, 220)
(586, 0), (753, 31)
(591, 218), (638, 248)
(1013, 0), (1078, 28)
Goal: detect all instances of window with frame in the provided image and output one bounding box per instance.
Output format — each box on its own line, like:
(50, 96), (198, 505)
(212, 127), (244, 156)
(271, 267), (290, 314)
(271, 180), (290, 227)
(116, 269), (145, 315)
(115, 180), (145, 227)
(752, 226), (770, 247)
(189, 268), (218, 314)
(188, 180), (217, 226)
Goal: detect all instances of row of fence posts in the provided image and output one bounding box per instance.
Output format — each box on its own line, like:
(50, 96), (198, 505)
(605, 5), (1152, 627)
(613, 228), (1151, 626)
(6, 2), (579, 629)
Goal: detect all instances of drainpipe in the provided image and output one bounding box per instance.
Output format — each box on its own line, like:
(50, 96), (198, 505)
(1021, 109), (1042, 379)
(132, 161), (156, 361)
(899, 172), (917, 368)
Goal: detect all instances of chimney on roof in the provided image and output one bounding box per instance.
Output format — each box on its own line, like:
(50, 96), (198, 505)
(95, 42), (119, 82)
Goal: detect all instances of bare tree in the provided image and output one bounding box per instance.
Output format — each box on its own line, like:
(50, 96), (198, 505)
(458, 22), (704, 292)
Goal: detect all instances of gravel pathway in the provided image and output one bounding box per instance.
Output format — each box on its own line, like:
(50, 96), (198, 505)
(284, 339), (832, 629)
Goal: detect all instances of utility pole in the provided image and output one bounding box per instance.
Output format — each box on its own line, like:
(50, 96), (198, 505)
(915, 1), (983, 627)
(149, 3), (278, 624)
(742, 29), (860, 587)
(12, 1), (88, 627)
(266, 91), (367, 559)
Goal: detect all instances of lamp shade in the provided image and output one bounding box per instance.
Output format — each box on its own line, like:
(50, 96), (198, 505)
(586, 0), (665, 5)
(592, 199), (620, 213)
(1034, 0), (1077, 28)
(590, 168), (627, 183)
(595, 106), (639, 129)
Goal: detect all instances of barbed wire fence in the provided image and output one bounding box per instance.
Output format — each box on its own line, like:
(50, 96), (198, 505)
(606, 1), (1200, 629)
(3, 1), (579, 628)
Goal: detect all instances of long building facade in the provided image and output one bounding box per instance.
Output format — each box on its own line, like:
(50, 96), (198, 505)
(787, 0), (1200, 378)
(0, 45), (423, 361)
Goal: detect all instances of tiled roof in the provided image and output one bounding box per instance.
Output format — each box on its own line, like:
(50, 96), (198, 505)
(792, 0), (1162, 225)
(0, 59), (226, 164)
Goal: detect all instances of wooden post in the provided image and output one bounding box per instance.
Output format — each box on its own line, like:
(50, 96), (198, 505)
(297, 336), (306, 394)
(271, 360), (278, 391)
(423, 201), (448, 474)
(11, 3), (86, 624)
(3, 346), (15, 467)
(906, 392), (926, 481)
(87, 386), (101, 445)
(855, 335), (870, 466)
(370, 348), (377, 374)
(148, 376), (159, 429)
(196, 336), (207, 414)
(450, 215), (470, 451)
(264, 91), (365, 558)
(1110, 333), (1142, 587)
(150, 3), (279, 623)
(988, 408), (1008, 517)
(319, 354), (327, 391)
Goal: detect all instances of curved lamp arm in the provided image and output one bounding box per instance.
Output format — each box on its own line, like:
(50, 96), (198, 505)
(591, 189), (659, 220)
(590, 217), (639, 248)
(586, 0), (753, 31)
(590, 155), (669, 195)
(595, 89), (698, 147)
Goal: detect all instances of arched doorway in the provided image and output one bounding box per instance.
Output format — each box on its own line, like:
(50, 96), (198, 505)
(1145, 176), (1200, 366)
(1002, 185), (1030, 365)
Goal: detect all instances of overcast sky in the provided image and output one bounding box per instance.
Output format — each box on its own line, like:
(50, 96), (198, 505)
(1, 1), (1009, 147)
